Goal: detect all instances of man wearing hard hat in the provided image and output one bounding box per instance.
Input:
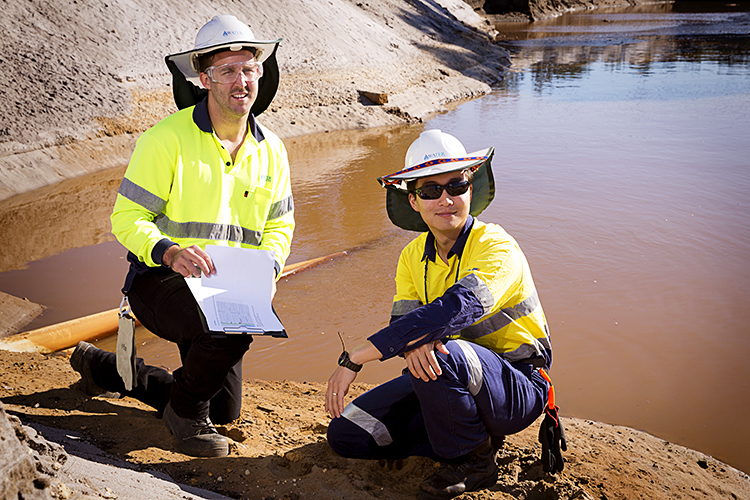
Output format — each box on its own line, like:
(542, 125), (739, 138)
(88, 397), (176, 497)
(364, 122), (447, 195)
(325, 130), (564, 499)
(69, 15), (294, 458)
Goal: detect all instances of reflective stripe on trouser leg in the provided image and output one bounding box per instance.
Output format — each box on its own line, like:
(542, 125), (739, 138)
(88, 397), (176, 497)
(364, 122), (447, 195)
(327, 374), (438, 460)
(454, 339), (483, 396)
(410, 339), (547, 459)
(341, 404), (393, 446)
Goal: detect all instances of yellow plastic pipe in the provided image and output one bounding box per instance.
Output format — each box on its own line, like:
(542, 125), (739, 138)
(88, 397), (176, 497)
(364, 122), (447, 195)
(0, 250), (347, 354)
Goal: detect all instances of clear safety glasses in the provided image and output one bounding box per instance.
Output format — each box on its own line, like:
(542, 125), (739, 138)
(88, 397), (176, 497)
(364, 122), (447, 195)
(205, 60), (264, 84)
(413, 179), (471, 200)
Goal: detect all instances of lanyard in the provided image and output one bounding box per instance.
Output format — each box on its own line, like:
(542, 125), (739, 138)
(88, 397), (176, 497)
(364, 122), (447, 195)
(423, 250), (462, 304)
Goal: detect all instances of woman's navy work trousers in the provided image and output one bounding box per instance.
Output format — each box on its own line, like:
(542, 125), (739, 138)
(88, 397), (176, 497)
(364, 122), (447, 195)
(327, 339), (548, 460)
(88, 267), (253, 424)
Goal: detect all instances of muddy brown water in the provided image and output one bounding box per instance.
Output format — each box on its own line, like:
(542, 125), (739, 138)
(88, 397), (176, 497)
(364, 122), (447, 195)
(2, 2), (749, 473)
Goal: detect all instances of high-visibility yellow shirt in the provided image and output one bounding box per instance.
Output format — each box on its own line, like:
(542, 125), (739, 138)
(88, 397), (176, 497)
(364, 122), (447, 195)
(111, 99), (294, 277)
(370, 217), (551, 367)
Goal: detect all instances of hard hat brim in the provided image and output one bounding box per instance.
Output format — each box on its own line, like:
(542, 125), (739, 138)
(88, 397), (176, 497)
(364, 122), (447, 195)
(166, 38), (282, 82)
(383, 147), (496, 232)
(378, 147), (493, 189)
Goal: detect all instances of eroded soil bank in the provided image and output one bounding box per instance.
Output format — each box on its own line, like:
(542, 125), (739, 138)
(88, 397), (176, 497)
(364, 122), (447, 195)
(0, 0), (510, 201)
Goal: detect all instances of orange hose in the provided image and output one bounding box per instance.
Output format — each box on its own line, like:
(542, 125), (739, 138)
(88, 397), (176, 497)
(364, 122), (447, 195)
(0, 250), (348, 354)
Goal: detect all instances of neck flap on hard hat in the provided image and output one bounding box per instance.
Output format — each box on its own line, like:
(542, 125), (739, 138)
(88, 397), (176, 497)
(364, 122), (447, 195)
(164, 43), (280, 116)
(384, 147), (496, 232)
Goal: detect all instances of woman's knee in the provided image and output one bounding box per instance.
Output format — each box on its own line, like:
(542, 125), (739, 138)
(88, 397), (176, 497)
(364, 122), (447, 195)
(327, 416), (371, 458)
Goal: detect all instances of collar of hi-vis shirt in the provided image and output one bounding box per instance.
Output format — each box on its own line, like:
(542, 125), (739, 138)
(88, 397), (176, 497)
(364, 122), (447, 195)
(192, 96), (266, 143)
(422, 214), (475, 263)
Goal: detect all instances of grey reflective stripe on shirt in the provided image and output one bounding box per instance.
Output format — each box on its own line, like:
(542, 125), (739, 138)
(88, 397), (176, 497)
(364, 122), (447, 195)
(460, 289), (541, 341)
(154, 213), (263, 246)
(502, 339), (552, 364)
(454, 340), (483, 396)
(268, 195), (294, 220)
(118, 177), (166, 214)
(456, 274), (495, 315)
(341, 403), (393, 447)
(391, 299), (422, 317)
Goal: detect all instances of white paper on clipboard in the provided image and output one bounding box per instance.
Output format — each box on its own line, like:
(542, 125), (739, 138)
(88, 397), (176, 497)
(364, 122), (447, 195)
(185, 246), (285, 336)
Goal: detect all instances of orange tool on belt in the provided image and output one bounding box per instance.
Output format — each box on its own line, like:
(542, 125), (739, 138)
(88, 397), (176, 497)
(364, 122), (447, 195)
(538, 368), (567, 473)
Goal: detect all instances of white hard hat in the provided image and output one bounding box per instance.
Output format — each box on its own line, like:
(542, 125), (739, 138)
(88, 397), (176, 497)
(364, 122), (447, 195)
(166, 15), (282, 82)
(379, 130), (492, 189)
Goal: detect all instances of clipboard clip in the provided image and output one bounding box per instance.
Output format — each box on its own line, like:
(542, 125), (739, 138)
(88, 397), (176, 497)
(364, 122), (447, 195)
(223, 325), (265, 334)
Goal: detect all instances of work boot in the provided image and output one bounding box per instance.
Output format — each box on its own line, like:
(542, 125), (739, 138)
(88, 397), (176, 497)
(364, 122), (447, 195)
(70, 341), (104, 396)
(491, 434), (506, 458)
(418, 438), (498, 500)
(163, 402), (229, 458)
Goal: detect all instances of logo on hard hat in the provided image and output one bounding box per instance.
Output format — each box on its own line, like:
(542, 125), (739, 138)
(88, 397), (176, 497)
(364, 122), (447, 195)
(223, 30), (243, 37)
(423, 152), (446, 161)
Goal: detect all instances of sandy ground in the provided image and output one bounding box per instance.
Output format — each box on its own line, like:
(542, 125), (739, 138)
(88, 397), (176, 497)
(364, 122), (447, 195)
(2, 349), (749, 500)
(2, 0), (750, 499)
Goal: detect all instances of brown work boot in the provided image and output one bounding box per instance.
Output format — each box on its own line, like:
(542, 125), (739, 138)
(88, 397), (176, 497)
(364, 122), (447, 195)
(70, 341), (104, 396)
(418, 438), (498, 500)
(163, 402), (229, 458)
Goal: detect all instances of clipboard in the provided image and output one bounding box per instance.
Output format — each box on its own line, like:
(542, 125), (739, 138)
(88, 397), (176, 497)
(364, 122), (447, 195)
(185, 246), (287, 338)
(195, 304), (288, 339)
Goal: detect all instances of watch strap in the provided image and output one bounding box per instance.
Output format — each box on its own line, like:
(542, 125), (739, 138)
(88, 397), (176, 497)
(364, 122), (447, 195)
(338, 350), (362, 372)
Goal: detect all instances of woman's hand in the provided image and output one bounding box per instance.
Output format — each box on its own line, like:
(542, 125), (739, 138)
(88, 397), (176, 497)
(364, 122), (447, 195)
(325, 366), (358, 419)
(324, 341), (382, 418)
(404, 340), (449, 382)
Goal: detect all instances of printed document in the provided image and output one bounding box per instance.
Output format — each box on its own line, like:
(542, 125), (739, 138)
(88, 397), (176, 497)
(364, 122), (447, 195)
(185, 246), (286, 336)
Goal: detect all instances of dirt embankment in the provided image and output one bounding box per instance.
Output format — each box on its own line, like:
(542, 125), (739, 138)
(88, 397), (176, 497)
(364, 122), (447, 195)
(0, 0), (509, 202)
(468, 0), (658, 21)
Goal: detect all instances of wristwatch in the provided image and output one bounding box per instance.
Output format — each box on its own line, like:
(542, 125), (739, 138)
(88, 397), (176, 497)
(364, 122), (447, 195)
(337, 350), (363, 372)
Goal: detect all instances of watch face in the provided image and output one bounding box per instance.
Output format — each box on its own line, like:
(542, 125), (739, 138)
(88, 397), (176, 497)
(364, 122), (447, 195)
(338, 351), (348, 365)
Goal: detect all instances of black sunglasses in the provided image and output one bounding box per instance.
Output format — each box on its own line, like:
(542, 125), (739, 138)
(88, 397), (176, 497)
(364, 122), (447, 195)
(413, 179), (471, 200)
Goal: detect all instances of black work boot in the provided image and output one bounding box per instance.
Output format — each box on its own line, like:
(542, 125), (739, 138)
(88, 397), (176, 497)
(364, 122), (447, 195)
(491, 434), (506, 457)
(418, 438), (498, 500)
(163, 402), (229, 458)
(70, 341), (104, 396)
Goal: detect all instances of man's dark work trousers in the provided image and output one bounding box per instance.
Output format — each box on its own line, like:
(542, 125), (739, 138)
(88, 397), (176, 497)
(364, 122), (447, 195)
(89, 267), (253, 424)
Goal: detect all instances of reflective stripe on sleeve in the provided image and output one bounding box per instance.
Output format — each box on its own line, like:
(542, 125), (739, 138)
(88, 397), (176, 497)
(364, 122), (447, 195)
(456, 274), (495, 315)
(154, 213), (263, 246)
(268, 194), (294, 220)
(460, 289), (541, 340)
(118, 177), (166, 214)
(341, 403), (394, 447)
(454, 340), (483, 396)
(391, 299), (422, 317)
